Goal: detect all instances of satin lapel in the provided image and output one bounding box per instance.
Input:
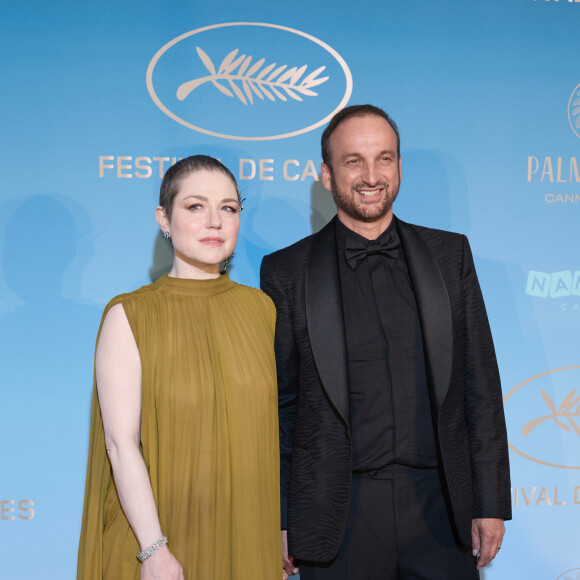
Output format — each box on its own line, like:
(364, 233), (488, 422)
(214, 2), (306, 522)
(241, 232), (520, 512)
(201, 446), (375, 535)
(306, 218), (350, 426)
(397, 218), (453, 411)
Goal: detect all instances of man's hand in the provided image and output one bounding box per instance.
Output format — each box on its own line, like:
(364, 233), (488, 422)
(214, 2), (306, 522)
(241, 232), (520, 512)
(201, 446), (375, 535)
(282, 530), (299, 579)
(471, 517), (505, 570)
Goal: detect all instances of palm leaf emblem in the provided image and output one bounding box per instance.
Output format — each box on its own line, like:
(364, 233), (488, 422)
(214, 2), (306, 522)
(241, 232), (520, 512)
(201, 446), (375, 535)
(177, 47), (329, 105)
(521, 388), (580, 436)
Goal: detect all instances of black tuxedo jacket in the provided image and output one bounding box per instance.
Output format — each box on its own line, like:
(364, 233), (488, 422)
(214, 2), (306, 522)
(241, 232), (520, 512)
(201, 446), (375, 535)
(260, 216), (511, 563)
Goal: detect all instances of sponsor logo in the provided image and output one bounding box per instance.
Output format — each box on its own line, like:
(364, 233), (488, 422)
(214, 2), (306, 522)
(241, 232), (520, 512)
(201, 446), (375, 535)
(524, 83), (580, 202)
(557, 570), (580, 580)
(527, 157), (580, 183)
(146, 23), (353, 140)
(525, 155), (580, 204)
(504, 366), (580, 469)
(525, 270), (580, 310)
(525, 270), (580, 298)
(526, 156), (580, 204)
(569, 82), (580, 139)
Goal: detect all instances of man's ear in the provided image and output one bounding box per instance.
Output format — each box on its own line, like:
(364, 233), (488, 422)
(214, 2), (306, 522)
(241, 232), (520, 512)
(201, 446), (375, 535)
(321, 162), (332, 192)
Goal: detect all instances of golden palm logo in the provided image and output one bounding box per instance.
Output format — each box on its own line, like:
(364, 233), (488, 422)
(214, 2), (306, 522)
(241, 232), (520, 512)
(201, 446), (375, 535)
(177, 47), (329, 106)
(146, 22), (353, 140)
(503, 366), (580, 469)
(521, 389), (580, 437)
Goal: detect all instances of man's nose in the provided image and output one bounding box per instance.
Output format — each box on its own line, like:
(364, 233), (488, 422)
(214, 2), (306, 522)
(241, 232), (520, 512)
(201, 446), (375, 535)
(361, 162), (380, 184)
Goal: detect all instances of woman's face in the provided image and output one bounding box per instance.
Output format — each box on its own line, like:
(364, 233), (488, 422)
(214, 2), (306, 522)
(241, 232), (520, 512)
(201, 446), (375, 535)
(156, 169), (240, 277)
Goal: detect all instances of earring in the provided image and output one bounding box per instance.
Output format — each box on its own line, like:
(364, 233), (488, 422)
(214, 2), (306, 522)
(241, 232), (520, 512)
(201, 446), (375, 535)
(162, 231), (171, 240)
(222, 253), (234, 272)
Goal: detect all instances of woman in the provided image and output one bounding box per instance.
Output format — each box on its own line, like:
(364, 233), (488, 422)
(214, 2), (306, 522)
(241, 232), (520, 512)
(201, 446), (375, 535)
(77, 155), (281, 579)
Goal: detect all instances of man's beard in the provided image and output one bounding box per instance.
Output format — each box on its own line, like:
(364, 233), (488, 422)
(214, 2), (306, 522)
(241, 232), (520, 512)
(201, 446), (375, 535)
(330, 172), (399, 224)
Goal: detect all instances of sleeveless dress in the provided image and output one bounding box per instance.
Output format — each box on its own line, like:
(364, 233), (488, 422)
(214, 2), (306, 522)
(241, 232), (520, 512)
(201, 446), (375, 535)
(77, 274), (281, 579)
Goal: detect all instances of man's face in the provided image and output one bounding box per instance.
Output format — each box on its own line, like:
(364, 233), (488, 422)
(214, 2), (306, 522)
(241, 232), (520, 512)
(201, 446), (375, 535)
(321, 114), (401, 229)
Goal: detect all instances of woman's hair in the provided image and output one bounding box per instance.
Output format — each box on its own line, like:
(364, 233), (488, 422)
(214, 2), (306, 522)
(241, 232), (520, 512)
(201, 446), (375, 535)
(159, 155), (239, 220)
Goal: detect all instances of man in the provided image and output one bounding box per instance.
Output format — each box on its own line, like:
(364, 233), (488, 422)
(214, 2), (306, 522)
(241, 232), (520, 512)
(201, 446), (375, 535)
(260, 105), (511, 579)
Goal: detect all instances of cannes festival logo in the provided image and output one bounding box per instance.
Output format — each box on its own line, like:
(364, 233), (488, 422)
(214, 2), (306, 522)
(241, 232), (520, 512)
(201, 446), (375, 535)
(146, 23), (353, 140)
(569, 82), (580, 139)
(504, 367), (580, 469)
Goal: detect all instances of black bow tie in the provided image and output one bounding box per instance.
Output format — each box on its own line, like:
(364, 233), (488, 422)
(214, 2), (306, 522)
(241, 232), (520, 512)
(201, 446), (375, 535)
(344, 234), (401, 270)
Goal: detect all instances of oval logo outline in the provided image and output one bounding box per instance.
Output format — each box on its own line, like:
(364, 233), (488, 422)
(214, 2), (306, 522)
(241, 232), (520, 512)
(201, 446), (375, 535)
(556, 568), (580, 580)
(146, 22), (353, 141)
(503, 366), (580, 469)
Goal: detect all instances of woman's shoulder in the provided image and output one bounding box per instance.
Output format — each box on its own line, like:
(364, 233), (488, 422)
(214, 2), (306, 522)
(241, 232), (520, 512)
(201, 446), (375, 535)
(101, 280), (161, 315)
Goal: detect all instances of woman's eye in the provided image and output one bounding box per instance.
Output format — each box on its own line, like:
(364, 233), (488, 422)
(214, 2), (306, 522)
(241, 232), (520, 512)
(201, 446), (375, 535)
(222, 205), (239, 213)
(188, 204), (203, 211)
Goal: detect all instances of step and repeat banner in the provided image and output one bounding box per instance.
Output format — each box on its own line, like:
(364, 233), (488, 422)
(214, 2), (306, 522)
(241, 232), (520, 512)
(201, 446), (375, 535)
(1, 1), (579, 578)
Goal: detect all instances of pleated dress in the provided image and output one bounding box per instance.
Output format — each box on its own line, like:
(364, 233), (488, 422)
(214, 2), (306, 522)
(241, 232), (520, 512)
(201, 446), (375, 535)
(77, 274), (281, 579)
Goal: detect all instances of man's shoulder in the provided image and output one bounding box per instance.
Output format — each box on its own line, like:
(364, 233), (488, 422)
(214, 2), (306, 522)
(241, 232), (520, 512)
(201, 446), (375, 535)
(264, 231), (317, 262)
(262, 219), (334, 272)
(399, 217), (463, 238)
(398, 218), (465, 249)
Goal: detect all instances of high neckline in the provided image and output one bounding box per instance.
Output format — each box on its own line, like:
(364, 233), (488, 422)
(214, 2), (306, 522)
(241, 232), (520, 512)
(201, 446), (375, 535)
(155, 273), (236, 296)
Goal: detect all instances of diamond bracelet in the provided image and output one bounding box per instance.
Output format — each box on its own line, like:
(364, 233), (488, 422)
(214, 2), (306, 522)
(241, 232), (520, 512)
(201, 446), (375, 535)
(137, 535), (168, 562)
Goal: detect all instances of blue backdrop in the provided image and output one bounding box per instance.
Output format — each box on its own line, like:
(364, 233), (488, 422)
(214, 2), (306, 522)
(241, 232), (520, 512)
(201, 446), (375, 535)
(2, 1), (580, 578)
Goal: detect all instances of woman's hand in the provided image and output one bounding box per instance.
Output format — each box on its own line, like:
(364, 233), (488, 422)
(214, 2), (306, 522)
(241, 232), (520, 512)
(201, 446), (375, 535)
(140, 546), (184, 579)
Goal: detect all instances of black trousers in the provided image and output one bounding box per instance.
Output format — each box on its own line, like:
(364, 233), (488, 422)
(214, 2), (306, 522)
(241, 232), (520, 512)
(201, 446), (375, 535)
(298, 466), (478, 580)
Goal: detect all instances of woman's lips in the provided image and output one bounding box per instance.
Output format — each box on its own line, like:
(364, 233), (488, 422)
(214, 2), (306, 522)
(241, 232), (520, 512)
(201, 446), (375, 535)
(199, 237), (225, 246)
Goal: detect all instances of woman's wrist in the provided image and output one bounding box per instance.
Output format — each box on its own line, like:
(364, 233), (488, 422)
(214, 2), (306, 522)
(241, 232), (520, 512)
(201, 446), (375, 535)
(137, 534), (168, 562)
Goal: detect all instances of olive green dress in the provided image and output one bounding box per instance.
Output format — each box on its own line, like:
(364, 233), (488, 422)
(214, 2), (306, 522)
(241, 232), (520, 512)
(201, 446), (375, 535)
(77, 274), (281, 579)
